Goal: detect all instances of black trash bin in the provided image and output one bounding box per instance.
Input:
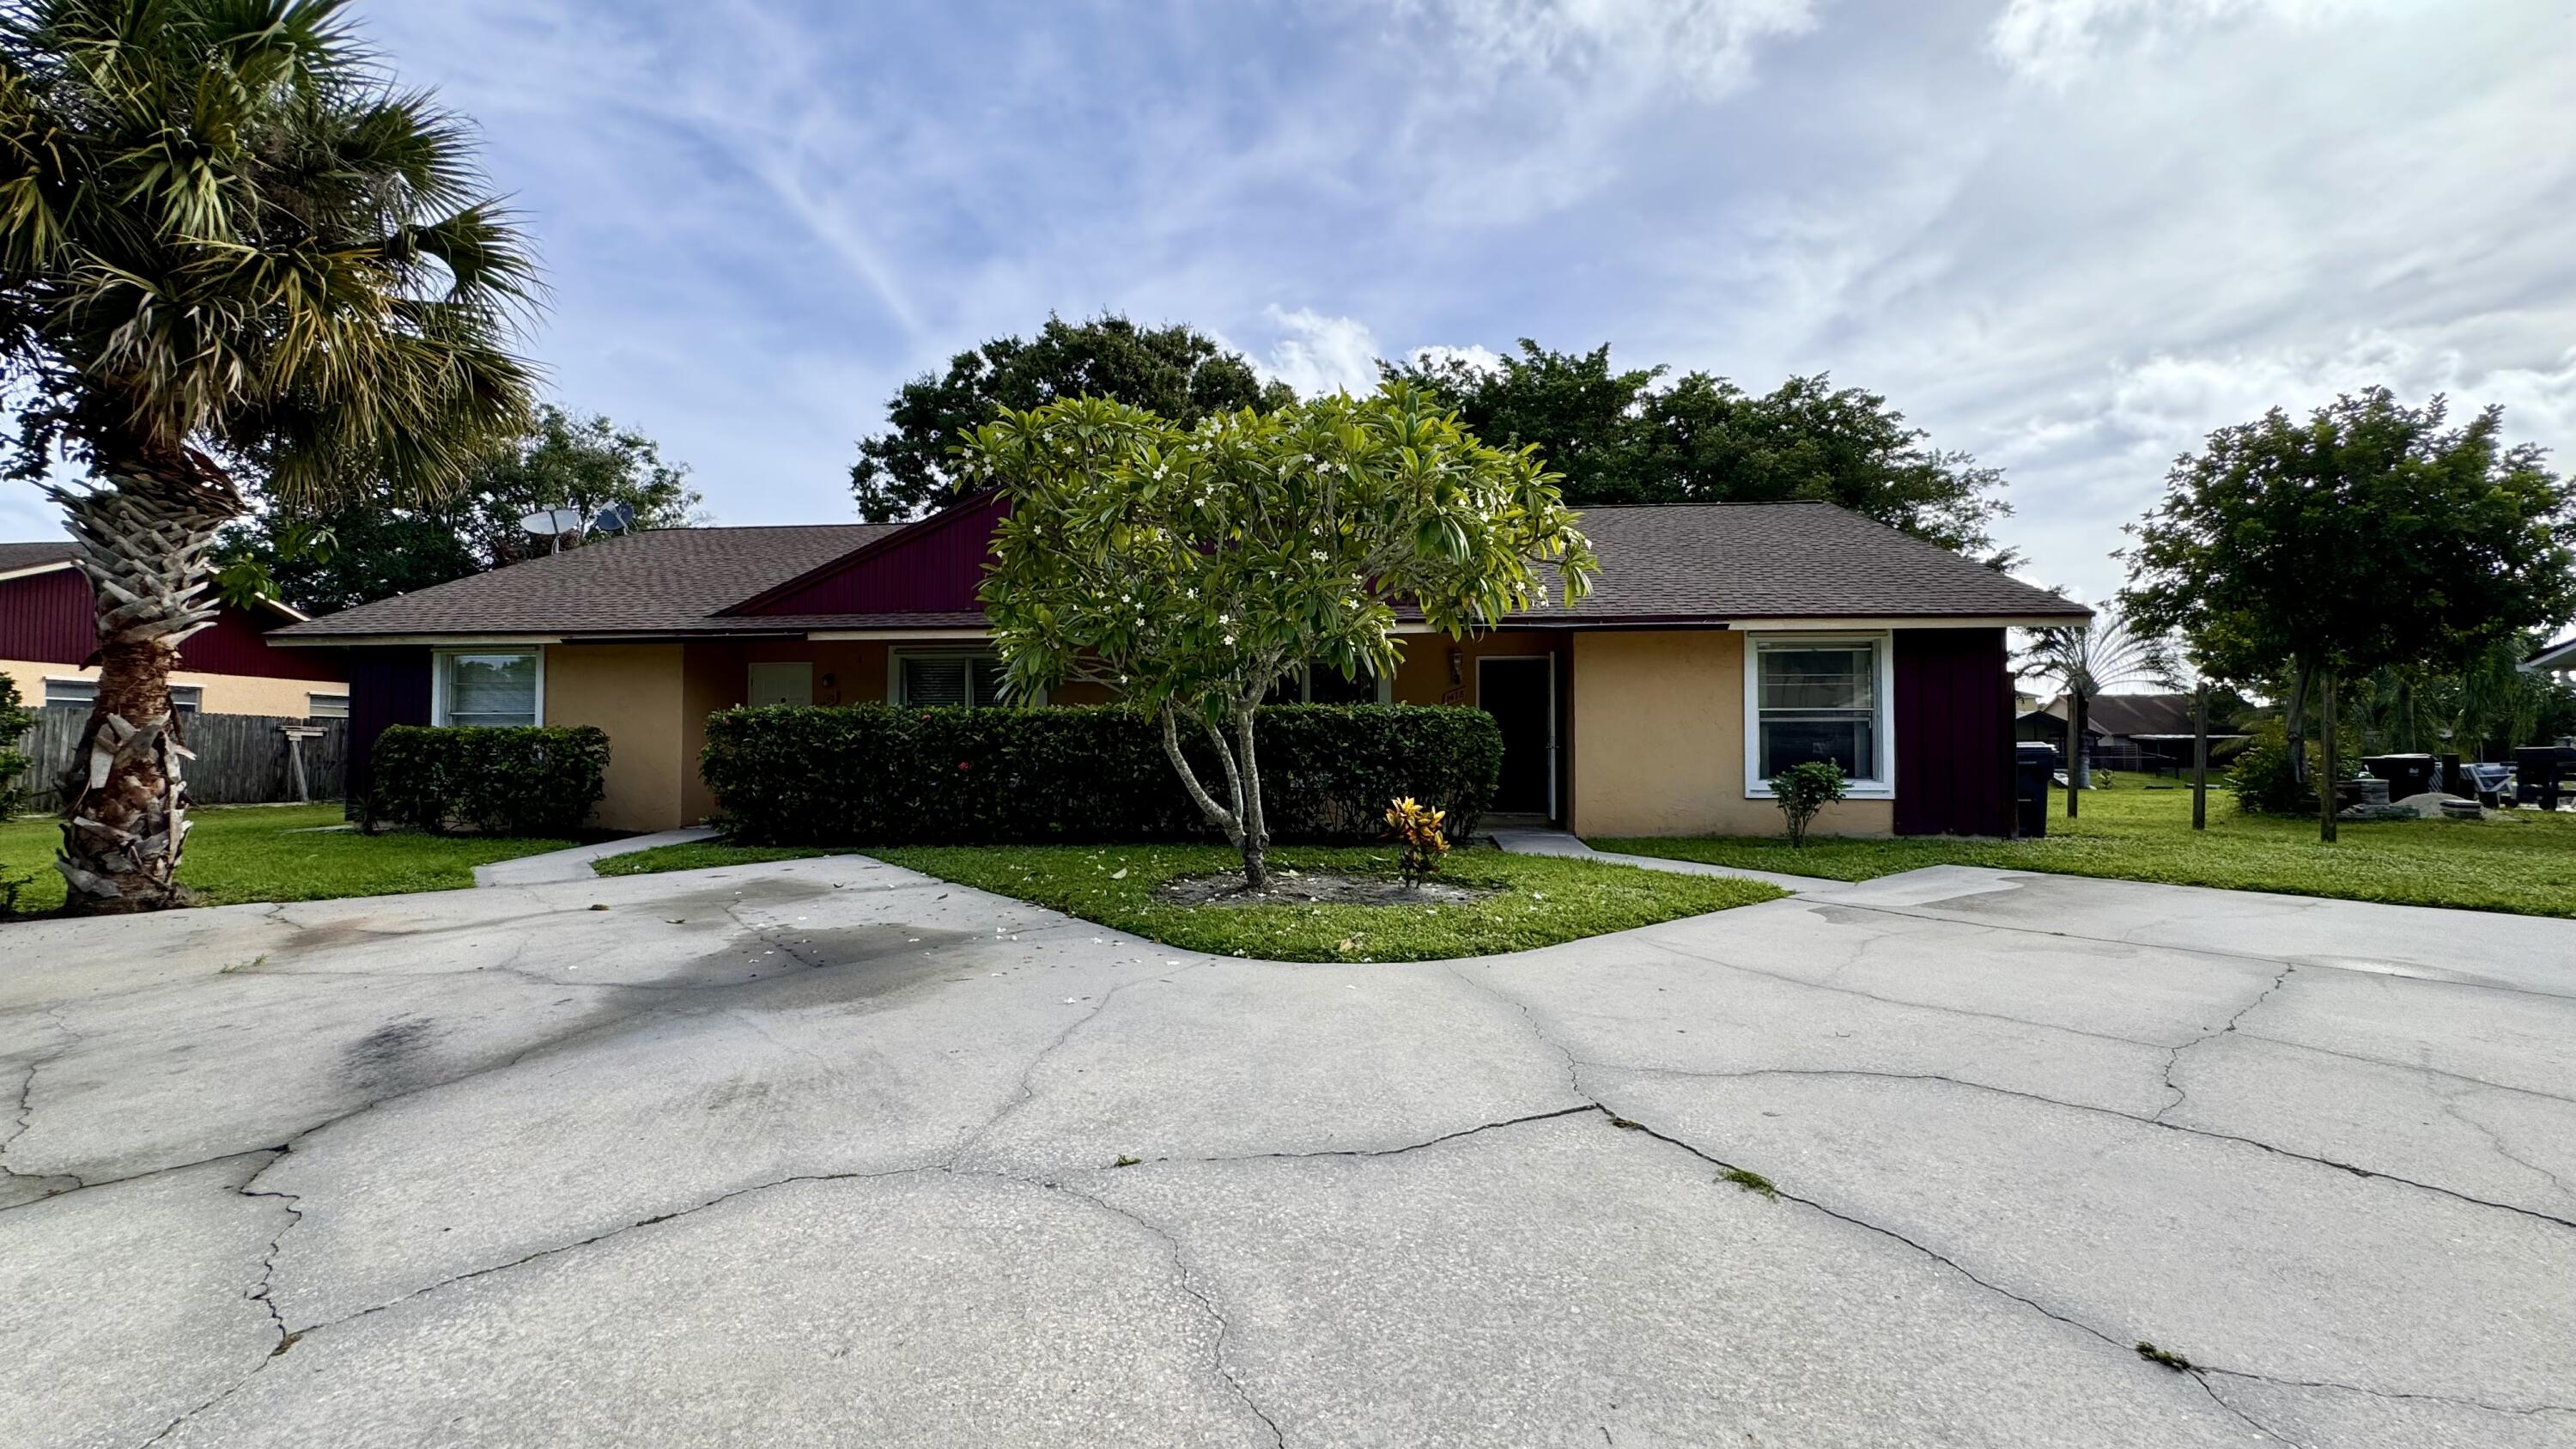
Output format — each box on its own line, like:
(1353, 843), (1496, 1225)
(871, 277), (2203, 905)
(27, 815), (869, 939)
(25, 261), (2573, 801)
(2361, 754), (2438, 801)
(2014, 741), (2057, 838)
(2517, 746), (2575, 810)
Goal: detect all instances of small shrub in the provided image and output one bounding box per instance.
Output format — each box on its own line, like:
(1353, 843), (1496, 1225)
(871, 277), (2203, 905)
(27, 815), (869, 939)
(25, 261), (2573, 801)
(369, 725), (610, 836)
(1384, 796), (1450, 886)
(2227, 720), (2362, 815)
(0, 670), (33, 818)
(1769, 760), (1849, 848)
(698, 703), (1502, 848)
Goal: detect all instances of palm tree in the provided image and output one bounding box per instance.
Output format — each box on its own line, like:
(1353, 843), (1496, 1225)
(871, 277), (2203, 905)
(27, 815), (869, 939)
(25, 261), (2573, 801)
(2015, 608), (2177, 817)
(0, 0), (538, 911)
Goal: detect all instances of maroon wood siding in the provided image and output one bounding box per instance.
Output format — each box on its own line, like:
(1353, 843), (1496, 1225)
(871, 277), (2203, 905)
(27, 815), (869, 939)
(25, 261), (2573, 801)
(178, 606), (345, 680)
(735, 492), (1004, 615)
(1894, 627), (2015, 837)
(0, 567), (94, 663)
(345, 647), (431, 811)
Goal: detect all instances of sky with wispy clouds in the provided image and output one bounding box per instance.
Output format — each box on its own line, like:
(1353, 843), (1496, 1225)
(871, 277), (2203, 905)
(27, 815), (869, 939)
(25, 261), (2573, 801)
(7, 0), (2571, 606)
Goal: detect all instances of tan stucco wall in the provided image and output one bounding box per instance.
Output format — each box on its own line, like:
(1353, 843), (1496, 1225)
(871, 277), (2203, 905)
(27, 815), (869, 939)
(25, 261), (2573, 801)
(1565, 630), (1893, 838)
(543, 643), (688, 833)
(0, 658), (344, 719)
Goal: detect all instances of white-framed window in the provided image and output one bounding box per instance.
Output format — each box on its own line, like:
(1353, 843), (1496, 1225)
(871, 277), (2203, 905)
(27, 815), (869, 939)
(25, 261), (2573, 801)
(433, 648), (542, 728)
(892, 650), (1010, 708)
(1744, 634), (1894, 797)
(41, 678), (197, 712)
(307, 692), (349, 720)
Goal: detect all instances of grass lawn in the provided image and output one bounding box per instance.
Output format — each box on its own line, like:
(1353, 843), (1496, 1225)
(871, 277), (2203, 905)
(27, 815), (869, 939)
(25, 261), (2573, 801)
(599, 839), (1785, 961)
(1595, 775), (2576, 918)
(0, 803), (578, 916)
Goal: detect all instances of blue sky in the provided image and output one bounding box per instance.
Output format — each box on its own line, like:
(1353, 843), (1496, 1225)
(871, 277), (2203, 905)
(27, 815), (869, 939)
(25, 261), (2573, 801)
(8, 0), (2572, 606)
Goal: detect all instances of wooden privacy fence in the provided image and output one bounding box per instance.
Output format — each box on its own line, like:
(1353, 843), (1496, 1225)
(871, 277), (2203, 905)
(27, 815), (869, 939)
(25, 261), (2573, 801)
(8, 707), (346, 811)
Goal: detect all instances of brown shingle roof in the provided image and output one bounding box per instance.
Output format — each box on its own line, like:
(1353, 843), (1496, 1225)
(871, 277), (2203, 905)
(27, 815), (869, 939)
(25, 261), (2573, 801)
(1526, 503), (2086, 623)
(0, 540), (78, 574)
(271, 524), (896, 639)
(272, 501), (2084, 641)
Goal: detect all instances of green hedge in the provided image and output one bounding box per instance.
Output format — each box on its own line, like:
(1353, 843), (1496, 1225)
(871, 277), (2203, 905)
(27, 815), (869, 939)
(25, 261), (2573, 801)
(368, 725), (611, 836)
(700, 703), (1503, 847)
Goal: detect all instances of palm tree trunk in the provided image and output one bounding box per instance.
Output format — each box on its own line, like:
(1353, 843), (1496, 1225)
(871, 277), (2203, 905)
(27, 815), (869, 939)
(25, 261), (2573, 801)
(48, 454), (245, 914)
(2064, 691), (2083, 819)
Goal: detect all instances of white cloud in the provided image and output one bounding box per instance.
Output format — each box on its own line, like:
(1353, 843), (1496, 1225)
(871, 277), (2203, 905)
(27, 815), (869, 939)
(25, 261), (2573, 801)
(1989, 0), (2373, 85)
(1395, 0), (1824, 98)
(1406, 344), (1506, 376)
(1261, 308), (1385, 397)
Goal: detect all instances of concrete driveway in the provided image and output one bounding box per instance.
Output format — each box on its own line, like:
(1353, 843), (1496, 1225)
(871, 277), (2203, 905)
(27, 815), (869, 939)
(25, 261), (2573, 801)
(3, 856), (2572, 1448)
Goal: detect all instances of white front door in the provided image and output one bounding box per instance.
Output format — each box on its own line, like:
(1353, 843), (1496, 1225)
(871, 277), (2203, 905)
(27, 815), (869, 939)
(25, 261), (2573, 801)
(747, 662), (813, 707)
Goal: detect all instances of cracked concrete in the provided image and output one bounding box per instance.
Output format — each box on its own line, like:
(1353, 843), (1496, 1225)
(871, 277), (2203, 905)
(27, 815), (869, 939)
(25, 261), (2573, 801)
(2, 855), (2572, 1446)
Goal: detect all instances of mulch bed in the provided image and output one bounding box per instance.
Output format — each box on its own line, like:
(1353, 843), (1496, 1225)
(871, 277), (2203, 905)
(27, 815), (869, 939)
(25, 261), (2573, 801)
(1154, 868), (1495, 908)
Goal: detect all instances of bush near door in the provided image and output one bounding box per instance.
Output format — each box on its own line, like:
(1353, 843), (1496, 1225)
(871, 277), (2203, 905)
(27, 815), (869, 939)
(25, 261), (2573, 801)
(700, 703), (1502, 847)
(368, 725), (611, 836)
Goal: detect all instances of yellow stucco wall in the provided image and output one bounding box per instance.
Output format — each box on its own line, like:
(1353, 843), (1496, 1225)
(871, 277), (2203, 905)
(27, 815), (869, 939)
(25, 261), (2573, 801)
(0, 658), (345, 719)
(542, 643), (688, 833)
(1565, 630), (1892, 838)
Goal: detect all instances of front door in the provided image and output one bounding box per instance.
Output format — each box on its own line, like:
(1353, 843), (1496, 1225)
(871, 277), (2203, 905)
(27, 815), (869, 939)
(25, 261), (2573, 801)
(1478, 656), (1556, 818)
(746, 662), (813, 707)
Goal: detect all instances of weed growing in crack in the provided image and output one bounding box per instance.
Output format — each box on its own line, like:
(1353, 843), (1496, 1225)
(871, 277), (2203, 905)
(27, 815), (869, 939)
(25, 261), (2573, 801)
(2135, 1341), (2193, 1372)
(1112, 1154), (1142, 1168)
(1720, 1168), (1777, 1199)
(1607, 1117), (1643, 1129)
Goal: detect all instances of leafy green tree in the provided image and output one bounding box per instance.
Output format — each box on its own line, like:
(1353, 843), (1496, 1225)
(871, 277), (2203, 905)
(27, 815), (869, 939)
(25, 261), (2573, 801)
(0, 0), (537, 910)
(1768, 760), (1847, 848)
(853, 314), (1294, 521)
(1387, 341), (2014, 559)
(218, 407), (704, 613)
(966, 383), (1596, 889)
(2118, 388), (2576, 840)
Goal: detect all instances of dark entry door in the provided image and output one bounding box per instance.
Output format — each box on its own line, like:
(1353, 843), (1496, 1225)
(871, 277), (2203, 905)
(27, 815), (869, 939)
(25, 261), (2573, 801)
(1479, 656), (1556, 817)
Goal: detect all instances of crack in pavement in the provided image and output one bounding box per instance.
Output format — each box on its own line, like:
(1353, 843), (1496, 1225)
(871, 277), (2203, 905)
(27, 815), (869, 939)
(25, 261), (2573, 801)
(2198, 1366), (2576, 1419)
(2156, 964), (2295, 1122)
(951, 956), (1219, 1163)
(1581, 1061), (2576, 1232)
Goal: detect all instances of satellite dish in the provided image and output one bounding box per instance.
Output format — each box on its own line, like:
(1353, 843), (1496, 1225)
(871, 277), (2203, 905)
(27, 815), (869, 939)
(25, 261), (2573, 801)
(518, 510), (560, 536)
(547, 507), (586, 534)
(590, 502), (635, 534)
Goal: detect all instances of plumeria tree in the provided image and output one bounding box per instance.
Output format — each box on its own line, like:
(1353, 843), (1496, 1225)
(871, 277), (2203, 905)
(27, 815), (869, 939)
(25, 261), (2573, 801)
(0, 0), (537, 910)
(966, 383), (1597, 890)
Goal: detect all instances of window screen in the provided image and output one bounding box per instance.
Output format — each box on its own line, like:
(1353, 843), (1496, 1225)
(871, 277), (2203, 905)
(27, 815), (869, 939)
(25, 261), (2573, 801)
(167, 685), (202, 714)
(438, 651), (539, 728)
(307, 693), (350, 720)
(900, 654), (1008, 708)
(44, 678), (95, 708)
(1756, 642), (1879, 781)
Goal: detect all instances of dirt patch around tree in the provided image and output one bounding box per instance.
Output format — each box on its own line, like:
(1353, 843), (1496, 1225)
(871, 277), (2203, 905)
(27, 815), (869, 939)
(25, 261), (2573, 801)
(1154, 868), (1497, 908)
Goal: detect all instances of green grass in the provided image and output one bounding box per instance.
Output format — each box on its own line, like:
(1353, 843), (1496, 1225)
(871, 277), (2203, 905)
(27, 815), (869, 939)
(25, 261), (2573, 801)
(0, 803), (578, 915)
(598, 839), (1785, 961)
(1595, 774), (2576, 918)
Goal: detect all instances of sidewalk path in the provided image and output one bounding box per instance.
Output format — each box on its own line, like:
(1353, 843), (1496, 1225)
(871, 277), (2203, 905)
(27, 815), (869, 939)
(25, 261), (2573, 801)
(471, 825), (720, 886)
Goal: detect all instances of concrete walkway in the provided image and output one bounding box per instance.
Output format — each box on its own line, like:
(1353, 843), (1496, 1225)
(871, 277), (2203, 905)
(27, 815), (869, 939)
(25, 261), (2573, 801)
(1492, 825), (1825, 892)
(470, 825), (720, 886)
(4, 855), (2573, 1446)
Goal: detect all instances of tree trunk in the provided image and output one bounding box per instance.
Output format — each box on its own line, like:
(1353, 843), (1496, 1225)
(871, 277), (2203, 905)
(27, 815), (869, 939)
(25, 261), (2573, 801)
(2191, 683), (2209, 831)
(1232, 703), (1269, 891)
(2283, 659), (2312, 786)
(2317, 672), (2339, 844)
(2064, 691), (2083, 819)
(47, 453), (245, 914)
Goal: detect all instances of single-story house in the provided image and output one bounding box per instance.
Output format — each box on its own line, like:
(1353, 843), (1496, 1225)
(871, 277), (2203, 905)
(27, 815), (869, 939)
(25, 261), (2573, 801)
(1, 540), (348, 718)
(270, 496), (2089, 837)
(2015, 692), (2247, 774)
(2525, 636), (2576, 677)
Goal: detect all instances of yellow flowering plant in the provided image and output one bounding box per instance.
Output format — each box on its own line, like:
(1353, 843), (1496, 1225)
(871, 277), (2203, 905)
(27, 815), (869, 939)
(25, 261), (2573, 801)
(1384, 796), (1449, 886)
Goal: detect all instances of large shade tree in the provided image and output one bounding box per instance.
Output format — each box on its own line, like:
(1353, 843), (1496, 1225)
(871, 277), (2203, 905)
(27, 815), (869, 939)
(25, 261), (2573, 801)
(2119, 388), (2576, 841)
(216, 405), (702, 613)
(852, 313), (1294, 521)
(966, 383), (1597, 889)
(0, 0), (538, 910)
(1386, 341), (2014, 563)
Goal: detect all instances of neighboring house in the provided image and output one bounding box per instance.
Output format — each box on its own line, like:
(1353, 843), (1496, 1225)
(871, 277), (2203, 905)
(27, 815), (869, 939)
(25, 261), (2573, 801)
(270, 497), (2089, 837)
(2015, 692), (2245, 774)
(0, 541), (348, 718)
(2524, 636), (2576, 676)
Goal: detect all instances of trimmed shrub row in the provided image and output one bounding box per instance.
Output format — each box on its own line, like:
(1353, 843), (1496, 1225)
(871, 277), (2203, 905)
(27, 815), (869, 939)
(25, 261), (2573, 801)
(700, 703), (1503, 847)
(368, 725), (611, 836)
